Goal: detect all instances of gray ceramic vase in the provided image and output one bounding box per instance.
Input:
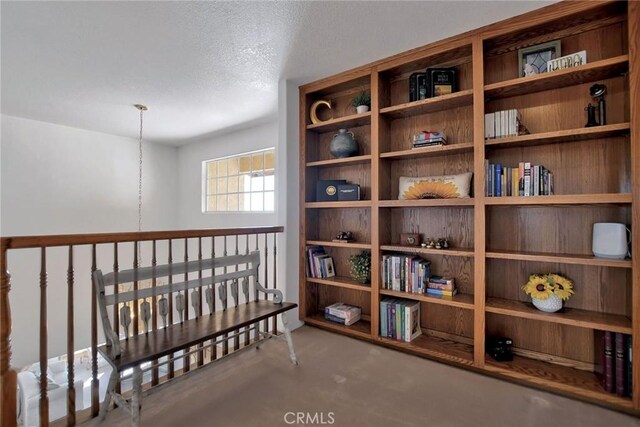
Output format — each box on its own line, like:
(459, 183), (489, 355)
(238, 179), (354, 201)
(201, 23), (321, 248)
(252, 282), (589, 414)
(330, 129), (358, 158)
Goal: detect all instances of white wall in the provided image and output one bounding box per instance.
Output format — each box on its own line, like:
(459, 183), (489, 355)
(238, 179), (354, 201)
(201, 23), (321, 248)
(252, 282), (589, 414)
(1, 114), (179, 366)
(177, 121), (278, 229)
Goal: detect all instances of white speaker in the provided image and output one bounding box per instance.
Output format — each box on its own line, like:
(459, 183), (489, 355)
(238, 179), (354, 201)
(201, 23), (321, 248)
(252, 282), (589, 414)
(592, 223), (629, 259)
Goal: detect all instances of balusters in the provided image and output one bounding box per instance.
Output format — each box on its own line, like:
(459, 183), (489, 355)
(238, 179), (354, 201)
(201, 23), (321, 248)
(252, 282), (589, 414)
(132, 242), (139, 336)
(39, 247), (49, 426)
(1, 242), (18, 427)
(140, 301), (151, 333)
(222, 236), (229, 356)
(158, 297), (169, 327)
(176, 293), (185, 322)
(209, 236), (216, 361)
(183, 238), (190, 373)
(233, 235), (240, 351)
(113, 243), (119, 337)
(272, 232), (278, 335)
(167, 240), (174, 379)
(196, 237), (204, 367)
(243, 235), (250, 345)
(254, 234), (260, 343)
(120, 305), (132, 339)
(90, 244), (99, 416)
(151, 240), (159, 386)
(67, 245), (76, 425)
(263, 233), (269, 334)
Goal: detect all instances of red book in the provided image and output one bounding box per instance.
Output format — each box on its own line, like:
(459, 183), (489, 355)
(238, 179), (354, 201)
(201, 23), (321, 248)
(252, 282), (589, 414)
(604, 331), (615, 393)
(615, 333), (626, 397)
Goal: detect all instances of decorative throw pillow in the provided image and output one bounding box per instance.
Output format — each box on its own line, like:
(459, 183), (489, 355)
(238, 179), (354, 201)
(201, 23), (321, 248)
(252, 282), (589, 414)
(398, 172), (472, 199)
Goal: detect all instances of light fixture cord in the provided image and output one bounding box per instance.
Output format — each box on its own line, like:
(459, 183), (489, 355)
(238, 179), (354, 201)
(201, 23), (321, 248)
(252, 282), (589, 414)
(138, 108), (143, 235)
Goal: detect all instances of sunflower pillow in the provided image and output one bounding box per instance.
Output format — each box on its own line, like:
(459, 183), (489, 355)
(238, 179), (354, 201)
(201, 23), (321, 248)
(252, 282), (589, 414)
(399, 172), (472, 199)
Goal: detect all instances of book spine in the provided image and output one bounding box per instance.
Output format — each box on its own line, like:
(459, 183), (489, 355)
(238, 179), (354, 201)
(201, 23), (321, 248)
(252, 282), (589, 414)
(523, 162), (531, 197)
(627, 336), (633, 397)
(604, 331), (615, 393)
(395, 303), (402, 341)
(616, 333), (626, 396)
(389, 303), (395, 339)
(401, 304), (406, 342)
(380, 300), (387, 337)
(533, 165), (539, 196)
(485, 159), (489, 196)
(489, 164), (495, 197)
(495, 164), (502, 197)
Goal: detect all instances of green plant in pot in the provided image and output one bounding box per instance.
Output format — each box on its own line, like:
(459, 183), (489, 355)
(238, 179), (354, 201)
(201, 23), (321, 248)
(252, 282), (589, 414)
(351, 91), (371, 114)
(349, 251), (371, 284)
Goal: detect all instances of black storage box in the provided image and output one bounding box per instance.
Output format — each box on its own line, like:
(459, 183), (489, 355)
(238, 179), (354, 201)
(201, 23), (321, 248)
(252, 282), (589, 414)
(486, 336), (513, 362)
(316, 180), (347, 202)
(337, 184), (361, 201)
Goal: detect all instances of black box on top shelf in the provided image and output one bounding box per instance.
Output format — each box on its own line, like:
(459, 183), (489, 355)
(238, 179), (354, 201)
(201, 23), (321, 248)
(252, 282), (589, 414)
(337, 184), (361, 201)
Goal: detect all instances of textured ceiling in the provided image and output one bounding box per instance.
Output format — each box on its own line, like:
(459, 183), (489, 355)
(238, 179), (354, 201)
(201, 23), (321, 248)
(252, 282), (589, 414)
(1, 1), (552, 145)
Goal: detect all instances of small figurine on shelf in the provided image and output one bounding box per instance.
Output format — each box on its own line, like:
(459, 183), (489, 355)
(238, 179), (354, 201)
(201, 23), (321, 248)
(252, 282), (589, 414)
(333, 231), (354, 243)
(421, 239), (436, 249)
(421, 238), (450, 249)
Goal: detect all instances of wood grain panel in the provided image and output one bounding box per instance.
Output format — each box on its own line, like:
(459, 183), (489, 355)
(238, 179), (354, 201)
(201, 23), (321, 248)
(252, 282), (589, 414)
(382, 207), (474, 251)
(484, 20), (627, 85)
(486, 74), (628, 133)
(421, 304), (474, 339)
(486, 313), (595, 364)
(487, 205), (631, 254)
(305, 208), (371, 243)
(486, 137), (631, 195)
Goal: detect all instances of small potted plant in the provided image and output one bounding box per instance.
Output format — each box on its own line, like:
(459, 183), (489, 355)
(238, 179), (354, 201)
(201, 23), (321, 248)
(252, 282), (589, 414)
(349, 251), (371, 284)
(351, 91), (371, 114)
(522, 273), (574, 313)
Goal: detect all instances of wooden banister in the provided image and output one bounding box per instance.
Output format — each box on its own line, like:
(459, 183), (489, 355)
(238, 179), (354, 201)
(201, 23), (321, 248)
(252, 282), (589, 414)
(1, 227), (285, 250)
(0, 226), (284, 427)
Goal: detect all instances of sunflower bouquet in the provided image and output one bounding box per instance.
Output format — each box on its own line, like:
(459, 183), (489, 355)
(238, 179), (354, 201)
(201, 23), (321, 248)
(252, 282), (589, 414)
(522, 273), (574, 301)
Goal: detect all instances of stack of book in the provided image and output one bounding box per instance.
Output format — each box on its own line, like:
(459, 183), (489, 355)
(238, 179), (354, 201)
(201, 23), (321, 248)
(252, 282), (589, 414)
(484, 109), (527, 139)
(412, 131), (447, 148)
(485, 161), (554, 197)
(426, 276), (457, 297)
(305, 246), (336, 279)
(381, 254), (432, 294)
(598, 332), (632, 397)
(324, 302), (361, 326)
(380, 297), (422, 342)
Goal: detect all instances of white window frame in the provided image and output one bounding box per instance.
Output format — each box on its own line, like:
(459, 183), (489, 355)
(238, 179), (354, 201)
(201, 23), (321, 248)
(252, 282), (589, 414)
(201, 147), (275, 214)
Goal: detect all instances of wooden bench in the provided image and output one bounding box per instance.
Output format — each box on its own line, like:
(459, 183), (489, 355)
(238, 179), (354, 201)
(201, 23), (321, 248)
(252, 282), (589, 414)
(93, 250), (298, 426)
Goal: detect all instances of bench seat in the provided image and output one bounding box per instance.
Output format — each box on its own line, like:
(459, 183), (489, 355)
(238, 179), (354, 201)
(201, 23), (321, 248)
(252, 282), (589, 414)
(99, 301), (297, 371)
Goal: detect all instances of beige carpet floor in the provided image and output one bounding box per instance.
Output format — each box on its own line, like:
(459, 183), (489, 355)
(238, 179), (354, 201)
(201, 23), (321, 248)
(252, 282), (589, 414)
(84, 326), (640, 427)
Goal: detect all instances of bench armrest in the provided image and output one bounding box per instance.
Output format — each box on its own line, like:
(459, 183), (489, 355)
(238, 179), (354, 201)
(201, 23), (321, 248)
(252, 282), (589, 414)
(255, 281), (283, 304)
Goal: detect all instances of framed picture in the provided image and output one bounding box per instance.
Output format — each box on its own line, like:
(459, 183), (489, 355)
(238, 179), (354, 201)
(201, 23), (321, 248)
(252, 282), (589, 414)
(518, 41), (561, 77)
(427, 68), (456, 98)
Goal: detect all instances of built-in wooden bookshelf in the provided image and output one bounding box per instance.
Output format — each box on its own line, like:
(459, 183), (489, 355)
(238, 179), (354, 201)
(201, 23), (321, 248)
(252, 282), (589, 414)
(299, 0), (639, 414)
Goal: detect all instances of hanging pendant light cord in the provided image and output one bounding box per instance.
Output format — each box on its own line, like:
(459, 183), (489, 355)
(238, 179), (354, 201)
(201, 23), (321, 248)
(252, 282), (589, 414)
(138, 108), (144, 235)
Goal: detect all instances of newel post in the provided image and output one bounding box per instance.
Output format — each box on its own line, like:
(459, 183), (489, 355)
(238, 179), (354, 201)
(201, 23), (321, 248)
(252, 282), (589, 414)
(1, 241), (17, 427)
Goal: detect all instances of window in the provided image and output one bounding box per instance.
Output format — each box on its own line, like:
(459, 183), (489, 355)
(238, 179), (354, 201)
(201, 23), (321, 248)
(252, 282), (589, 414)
(203, 148), (275, 212)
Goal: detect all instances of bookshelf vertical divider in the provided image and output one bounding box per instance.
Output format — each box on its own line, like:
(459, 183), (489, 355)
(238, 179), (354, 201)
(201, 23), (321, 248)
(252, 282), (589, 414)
(472, 35), (486, 368)
(628, 0), (640, 408)
(299, 0), (638, 415)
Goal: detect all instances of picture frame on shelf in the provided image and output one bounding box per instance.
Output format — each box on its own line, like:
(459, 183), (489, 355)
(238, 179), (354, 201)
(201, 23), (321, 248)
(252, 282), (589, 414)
(518, 40), (561, 77)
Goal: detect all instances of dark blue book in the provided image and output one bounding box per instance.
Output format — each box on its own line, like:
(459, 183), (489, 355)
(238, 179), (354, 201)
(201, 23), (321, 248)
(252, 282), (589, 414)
(495, 163), (502, 197)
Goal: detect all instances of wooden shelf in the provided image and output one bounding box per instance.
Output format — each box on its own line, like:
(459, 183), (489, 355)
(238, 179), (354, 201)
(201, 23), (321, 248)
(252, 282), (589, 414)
(486, 297), (632, 334)
(306, 240), (371, 249)
(381, 244), (474, 258)
(379, 198), (475, 208)
(381, 142), (474, 160)
(486, 250), (632, 268)
(306, 276), (372, 292)
(484, 55), (629, 99)
(303, 314), (371, 339)
(306, 112), (371, 132)
(380, 89), (474, 119)
(378, 333), (474, 366)
(305, 201), (371, 209)
(306, 155), (372, 168)
(484, 193), (632, 206)
(485, 123), (631, 149)
(380, 289), (474, 310)
(485, 356), (633, 410)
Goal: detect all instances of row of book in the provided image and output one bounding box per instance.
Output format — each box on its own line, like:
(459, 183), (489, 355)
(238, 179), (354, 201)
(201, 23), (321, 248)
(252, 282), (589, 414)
(381, 254), (432, 293)
(485, 161), (554, 197)
(324, 302), (361, 326)
(484, 109), (526, 139)
(305, 246), (336, 279)
(600, 331), (632, 397)
(380, 297), (422, 342)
